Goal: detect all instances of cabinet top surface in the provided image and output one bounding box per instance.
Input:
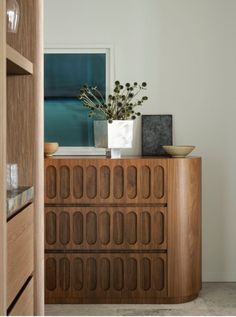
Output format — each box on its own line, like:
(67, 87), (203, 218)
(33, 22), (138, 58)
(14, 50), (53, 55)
(45, 155), (201, 160)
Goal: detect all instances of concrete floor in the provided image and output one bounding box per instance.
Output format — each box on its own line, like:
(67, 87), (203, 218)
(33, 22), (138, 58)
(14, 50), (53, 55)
(45, 283), (236, 316)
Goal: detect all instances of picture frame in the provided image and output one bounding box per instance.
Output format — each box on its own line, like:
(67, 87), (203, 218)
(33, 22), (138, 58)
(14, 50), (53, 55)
(44, 44), (115, 155)
(142, 114), (173, 156)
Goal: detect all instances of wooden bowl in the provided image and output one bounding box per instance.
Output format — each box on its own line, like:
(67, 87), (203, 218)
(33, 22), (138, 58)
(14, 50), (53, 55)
(162, 145), (195, 157)
(44, 142), (59, 157)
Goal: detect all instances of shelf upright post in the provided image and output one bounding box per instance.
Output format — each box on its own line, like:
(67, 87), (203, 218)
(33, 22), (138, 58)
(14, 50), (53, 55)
(0, 0), (7, 315)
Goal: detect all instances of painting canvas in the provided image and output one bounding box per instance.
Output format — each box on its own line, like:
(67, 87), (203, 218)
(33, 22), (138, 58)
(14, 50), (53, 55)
(142, 115), (173, 156)
(44, 48), (111, 154)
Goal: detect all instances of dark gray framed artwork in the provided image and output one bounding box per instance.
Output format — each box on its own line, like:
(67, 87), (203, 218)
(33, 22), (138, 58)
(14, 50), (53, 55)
(142, 115), (173, 156)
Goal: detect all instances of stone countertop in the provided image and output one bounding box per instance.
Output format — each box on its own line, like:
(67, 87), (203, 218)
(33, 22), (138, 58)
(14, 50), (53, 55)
(7, 186), (34, 219)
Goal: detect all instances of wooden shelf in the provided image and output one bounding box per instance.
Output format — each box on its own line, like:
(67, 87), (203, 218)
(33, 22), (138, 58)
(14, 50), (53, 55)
(1, 0), (44, 314)
(6, 45), (33, 75)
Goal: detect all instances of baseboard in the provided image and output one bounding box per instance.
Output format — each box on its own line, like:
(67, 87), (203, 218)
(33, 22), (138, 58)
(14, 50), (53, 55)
(203, 272), (236, 282)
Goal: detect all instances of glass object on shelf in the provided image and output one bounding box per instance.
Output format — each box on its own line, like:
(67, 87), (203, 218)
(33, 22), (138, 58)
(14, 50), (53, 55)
(6, 0), (20, 33)
(7, 164), (18, 190)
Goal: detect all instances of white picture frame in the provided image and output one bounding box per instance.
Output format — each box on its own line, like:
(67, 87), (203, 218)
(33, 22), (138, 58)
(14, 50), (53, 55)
(44, 44), (115, 156)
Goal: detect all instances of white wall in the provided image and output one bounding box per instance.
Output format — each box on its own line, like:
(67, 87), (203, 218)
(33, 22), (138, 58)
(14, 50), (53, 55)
(44, 0), (236, 281)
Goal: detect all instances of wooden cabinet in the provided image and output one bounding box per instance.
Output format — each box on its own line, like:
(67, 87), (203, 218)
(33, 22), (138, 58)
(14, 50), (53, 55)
(45, 156), (201, 304)
(7, 204), (34, 307)
(8, 279), (34, 316)
(0, 0), (44, 315)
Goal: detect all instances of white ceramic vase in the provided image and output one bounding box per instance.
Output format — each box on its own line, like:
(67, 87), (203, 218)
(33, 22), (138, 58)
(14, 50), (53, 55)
(94, 120), (133, 158)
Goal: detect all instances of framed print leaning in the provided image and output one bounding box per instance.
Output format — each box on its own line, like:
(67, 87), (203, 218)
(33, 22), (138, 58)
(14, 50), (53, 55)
(44, 46), (114, 155)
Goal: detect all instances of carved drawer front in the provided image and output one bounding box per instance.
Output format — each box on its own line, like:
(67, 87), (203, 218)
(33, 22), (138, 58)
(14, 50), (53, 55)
(45, 253), (167, 303)
(7, 204), (34, 307)
(45, 207), (167, 250)
(45, 158), (167, 204)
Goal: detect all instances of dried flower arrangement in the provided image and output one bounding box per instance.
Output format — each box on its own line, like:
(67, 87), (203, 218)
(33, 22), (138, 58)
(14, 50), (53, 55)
(79, 80), (148, 122)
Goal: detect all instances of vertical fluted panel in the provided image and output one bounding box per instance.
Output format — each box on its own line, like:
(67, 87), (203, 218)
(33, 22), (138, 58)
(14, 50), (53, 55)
(73, 166), (83, 198)
(99, 212), (110, 245)
(141, 166), (151, 199)
(127, 166), (137, 199)
(113, 166), (124, 199)
(60, 166), (70, 199)
(127, 258), (137, 290)
(154, 166), (164, 199)
(59, 257), (70, 291)
(153, 257), (165, 291)
(45, 253), (167, 300)
(46, 165), (57, 199)
(100, 258), (110, 291)
(113, 212), (124, 245)
(100, 166), (110, 199)
(45, 258), (57, 291)
(154, 212), (164, 245)
(140, 212), (151, 244)
(59, 212), (70, 245)
(73, 258), (83, 290)
(46, 211), (57, 245)
(113, 258), (124, 290)
(126, 212), (137, 244)
(86, 258), (97, 290)
(86, 212), (97, 245)
(140, 258), (151, 290)
(86, 166), (97, 198)
(73, 212), (83, 245)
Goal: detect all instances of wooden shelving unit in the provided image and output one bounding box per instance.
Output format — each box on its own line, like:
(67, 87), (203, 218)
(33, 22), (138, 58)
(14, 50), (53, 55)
(0, 0), (44, 316)
(7, 45), (33, 75)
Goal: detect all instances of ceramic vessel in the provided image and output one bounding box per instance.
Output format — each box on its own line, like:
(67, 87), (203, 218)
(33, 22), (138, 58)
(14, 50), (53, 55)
(44, 142), (59, 157)
(94, 120), (133, 158)
(6, 0), (20, 33)
(162, 145), (195, 157)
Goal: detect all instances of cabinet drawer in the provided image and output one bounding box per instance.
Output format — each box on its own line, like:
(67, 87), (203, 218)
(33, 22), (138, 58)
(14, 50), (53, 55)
(45, 158), (167, 204)
(9, 278), (34, 316)
(45, 206), (167, 251)
(7, 204), (34, 307)
(45, 252), (167, 303)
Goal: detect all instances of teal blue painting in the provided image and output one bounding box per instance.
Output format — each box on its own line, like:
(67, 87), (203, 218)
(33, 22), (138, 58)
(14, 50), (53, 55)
(44, 53), (106, 146)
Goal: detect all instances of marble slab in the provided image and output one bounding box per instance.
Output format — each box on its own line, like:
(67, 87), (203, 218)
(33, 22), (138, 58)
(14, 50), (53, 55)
(7, 186), (34, 218)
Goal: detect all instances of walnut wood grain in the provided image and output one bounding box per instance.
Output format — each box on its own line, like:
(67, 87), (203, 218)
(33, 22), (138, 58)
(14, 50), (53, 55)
(45, 294), (199, 304)
(44, 156), (201, 304)
(45, 206), (167, 251)
(45, 158), (167, 205)
(9, 279), (34, 316)
(7, 204), (34, 307)
(167, 157), (201, 298)
(45, 253), (167, 304)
